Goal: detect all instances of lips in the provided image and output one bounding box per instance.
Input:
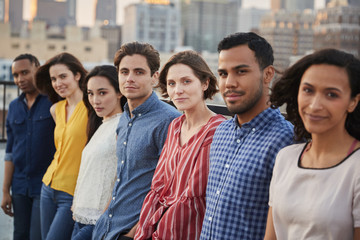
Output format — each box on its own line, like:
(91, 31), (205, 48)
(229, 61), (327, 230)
(223, 91), (245, 102)
(305, 113), (326, 121)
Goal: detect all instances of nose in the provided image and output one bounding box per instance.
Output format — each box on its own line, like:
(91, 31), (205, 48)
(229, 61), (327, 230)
(126, 72), (135, 83)
(309, 94), (323, 111)
(174, 84), (184, 94)
(224, 74), (237, 89)
(93, 94), (101, 104)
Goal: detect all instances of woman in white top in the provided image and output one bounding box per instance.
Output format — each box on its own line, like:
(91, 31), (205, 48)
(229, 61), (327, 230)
(264, 49), (360, 240)
(71, 65), (126, 240)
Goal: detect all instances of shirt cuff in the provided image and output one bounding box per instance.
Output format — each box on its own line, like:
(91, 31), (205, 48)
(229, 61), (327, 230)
(4, 153), (12, 162)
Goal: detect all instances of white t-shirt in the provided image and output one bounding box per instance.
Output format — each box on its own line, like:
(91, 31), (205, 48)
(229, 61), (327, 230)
(72, 113), (121, 225)
(269, 143), (360, 240)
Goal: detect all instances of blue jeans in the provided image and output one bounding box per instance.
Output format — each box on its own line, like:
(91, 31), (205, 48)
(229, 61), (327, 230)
(71, 222), (94, 240)
(12, 194), (41, 240)
(40, 184), (75, 240)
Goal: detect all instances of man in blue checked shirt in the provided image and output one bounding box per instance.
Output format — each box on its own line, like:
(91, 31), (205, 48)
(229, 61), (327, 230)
(200, 32), (294, 240)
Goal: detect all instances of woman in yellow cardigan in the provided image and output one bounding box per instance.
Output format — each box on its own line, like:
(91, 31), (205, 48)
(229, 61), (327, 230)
(35, 52), (88, 240)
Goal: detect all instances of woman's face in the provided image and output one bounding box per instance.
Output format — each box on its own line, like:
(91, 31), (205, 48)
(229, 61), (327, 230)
(50, 64), (80, 98)
(166, 63), (208, 112)
(297, 64), (359, 136)
(87, 75), (122, 120)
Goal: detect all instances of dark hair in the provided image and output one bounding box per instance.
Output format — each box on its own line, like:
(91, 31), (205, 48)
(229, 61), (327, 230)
(83, 65), (127, 142)
(114, 42), (160, 76)
(270, 48), (360, 141)
(35, 52), (88, 103)
(158, 50), (218, 100)
(218, 32), (274, 70)
(13, 53), (40, 67)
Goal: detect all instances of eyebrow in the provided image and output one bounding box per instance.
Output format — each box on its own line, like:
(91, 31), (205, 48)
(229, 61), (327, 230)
(218, 64), (250, 72)
(302, 82), (342, 92)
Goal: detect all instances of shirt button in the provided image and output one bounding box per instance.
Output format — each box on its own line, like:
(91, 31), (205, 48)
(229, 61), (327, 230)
(121, 160), (124, 164)
(109, 214), (112, 218)
(128, 123), (132, 126)
(112, 197), (115, 200)
(138, 113), (142, 117)
(123, 141), (127, 145)
(236, 139), (241, 143)
(117, 178), (120, 182)
(216, 190), (220, 195)
(225, 164), (230, 168)
(208, 217), (212, 221)
(252, 128), (256, 132)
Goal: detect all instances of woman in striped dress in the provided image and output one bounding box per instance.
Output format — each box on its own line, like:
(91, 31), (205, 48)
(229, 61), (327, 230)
(134, 51), (226, 240)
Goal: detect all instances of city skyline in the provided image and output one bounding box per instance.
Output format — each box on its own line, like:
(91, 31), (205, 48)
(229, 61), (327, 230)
(21, 0), (326, 27)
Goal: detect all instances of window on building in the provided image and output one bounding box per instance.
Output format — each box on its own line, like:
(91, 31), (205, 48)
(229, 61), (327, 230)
(48, 45), (56, 50)
(11, 43), (20, 49)
(85, 47), (92, 52)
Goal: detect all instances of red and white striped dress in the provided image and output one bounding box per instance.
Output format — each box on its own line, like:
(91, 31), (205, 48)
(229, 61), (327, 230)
(134, 114), (225, 240)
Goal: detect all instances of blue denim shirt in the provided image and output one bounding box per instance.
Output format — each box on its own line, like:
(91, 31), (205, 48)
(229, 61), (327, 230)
(5, 93), (55, 197)
(93, 92), (180, 240)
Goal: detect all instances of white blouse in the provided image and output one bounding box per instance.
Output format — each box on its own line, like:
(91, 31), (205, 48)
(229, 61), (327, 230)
(72, 113), (121, 225)
(269, 143), (360, 240)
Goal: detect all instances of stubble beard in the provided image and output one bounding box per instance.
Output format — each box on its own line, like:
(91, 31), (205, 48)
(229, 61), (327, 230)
(226, 80), (263, 115)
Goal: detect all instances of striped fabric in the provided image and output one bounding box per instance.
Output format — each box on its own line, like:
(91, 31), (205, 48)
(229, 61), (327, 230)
(135, 114), (225, 240)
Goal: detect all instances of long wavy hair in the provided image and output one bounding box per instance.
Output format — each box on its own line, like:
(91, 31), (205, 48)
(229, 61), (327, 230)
(83, 65), (127, 143)
(270, 48), (360, 141)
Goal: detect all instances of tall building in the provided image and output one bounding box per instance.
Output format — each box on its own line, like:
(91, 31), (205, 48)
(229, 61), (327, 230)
(260, 9), (315, 70)
(122, 1), (180, 52)
(0, 0), (5, 22)
(96, 0), (117, 26)
(271, 0), (314, 11)
(238, 8), (270, 32)
(181, 0), (239, 53)
(314, 1), (360, 57)
(36, 0), (77, 28)
(8, 0), (23, 35)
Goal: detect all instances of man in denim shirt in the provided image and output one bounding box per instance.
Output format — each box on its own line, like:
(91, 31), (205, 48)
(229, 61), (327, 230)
(92, 42), (180, 240)
(1, 54), (55, 240)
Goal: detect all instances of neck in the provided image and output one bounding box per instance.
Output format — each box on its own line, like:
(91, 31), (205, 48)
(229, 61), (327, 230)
(127, 92), (152, 118)
(66, 88), (83, 106)
(25, 91), (39, 109)
(183, 101), (214, 130)
(236, 95), (269, 126)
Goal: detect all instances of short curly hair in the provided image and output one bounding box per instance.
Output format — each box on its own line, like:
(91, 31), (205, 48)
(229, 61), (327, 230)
(270, 48), (360, 141)
(158, 50), (218, 100)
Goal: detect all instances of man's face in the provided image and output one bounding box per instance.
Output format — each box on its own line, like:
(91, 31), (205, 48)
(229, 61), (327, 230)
(12, 59), (38, 94)
(118, 54), (157, 109)
(218, 45), (265, 115)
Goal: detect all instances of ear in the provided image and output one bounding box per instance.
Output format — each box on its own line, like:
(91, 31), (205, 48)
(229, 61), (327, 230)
(116, 92), (123, 99)
(347, 93), (360, 113)
(202, 78), (210, 91)
(151, 71), (159, 86)
(262, 65), (275, 85)
(75, 72), (81, 82)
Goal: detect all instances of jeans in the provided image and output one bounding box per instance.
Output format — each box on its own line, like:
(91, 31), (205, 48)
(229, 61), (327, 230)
(71, 222), (94, 240)
(12, 194), (41, 240)
(40, 183), (75, 240)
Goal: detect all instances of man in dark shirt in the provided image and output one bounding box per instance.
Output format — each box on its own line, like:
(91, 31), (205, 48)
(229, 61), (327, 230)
(1, 54), (55, 240)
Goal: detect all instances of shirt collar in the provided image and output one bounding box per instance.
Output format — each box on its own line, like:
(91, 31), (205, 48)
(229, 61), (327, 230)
(124, 91), (159, 117)
(233, 107), (281, 131)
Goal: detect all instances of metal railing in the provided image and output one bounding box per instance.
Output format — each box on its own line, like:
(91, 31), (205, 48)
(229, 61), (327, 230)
(0, 80), (17, 142)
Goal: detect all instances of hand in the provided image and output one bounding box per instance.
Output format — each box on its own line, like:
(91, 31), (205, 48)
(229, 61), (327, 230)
(1, 192), (14, 217)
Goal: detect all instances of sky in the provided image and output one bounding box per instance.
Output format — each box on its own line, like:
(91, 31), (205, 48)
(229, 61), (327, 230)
(25, 0), (326, 27)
